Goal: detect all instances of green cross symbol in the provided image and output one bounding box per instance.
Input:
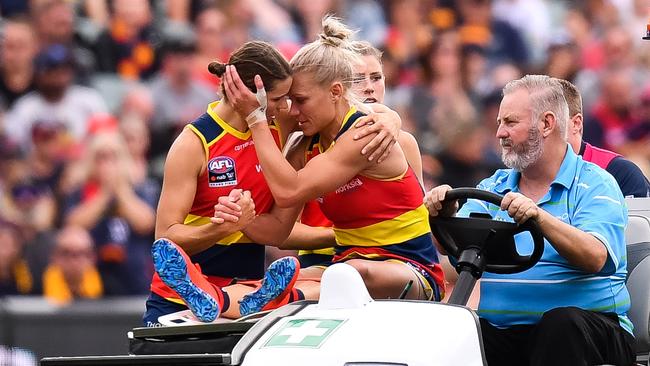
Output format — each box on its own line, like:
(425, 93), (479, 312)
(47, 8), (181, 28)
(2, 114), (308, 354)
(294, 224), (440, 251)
(264, 319), (345, 348)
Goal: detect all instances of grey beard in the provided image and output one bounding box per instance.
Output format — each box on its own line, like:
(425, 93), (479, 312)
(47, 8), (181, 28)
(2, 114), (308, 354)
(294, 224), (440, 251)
(501, 126), (544, 171)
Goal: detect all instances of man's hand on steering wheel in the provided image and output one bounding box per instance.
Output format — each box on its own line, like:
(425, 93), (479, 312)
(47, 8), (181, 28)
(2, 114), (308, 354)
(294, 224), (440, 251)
(501, 192), (543, 225)
(428, 188), (546, 273)
(424, 185), (459, 218)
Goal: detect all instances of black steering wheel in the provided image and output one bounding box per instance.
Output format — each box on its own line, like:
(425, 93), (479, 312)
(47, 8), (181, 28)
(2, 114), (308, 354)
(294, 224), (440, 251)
(429, 188), (545, 274)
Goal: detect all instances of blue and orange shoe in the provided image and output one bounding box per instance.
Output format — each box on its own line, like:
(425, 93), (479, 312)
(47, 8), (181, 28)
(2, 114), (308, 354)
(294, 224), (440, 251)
(151, 238), (222, 322)
(239, 256), (300, 316)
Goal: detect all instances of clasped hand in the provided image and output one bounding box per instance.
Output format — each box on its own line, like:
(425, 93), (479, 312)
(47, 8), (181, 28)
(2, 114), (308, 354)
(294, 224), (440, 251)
(211, 189), (256, 228)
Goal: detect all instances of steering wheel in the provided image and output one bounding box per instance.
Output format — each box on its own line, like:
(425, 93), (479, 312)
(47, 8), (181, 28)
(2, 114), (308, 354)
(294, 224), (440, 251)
(429, 188), (545, 274)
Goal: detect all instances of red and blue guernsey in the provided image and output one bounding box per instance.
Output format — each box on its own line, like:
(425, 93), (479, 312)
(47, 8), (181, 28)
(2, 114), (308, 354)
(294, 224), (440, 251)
(151, 101), (282, 304)
(314, 107), (445, 299)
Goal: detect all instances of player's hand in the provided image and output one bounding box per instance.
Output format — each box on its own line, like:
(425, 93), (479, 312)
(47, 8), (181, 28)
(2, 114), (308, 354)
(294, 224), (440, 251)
(211, 189), (243, 224)
(222, 65), (267, 127)
(235, 190), (256, 228)
(353, 107), (401, 163)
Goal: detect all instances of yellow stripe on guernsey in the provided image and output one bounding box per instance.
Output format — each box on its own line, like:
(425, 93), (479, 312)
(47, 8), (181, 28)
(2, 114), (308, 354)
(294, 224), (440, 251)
(334, 205), (431, 246)
(204, 101), (283, 147)
(183, 214), (253, 244)
(298, 247), (336, 256)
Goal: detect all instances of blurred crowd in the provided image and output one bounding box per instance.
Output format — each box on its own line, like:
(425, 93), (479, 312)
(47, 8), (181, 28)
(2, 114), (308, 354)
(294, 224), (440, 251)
(0, 0), (649, 304)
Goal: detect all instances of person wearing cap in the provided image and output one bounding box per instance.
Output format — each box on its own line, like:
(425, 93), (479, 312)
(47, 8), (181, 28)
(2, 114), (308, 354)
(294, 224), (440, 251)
(4, 44), (107, 147)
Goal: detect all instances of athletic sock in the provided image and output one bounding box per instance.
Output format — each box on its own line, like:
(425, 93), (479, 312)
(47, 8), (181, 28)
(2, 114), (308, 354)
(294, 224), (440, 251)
(288, 288), (305, 302)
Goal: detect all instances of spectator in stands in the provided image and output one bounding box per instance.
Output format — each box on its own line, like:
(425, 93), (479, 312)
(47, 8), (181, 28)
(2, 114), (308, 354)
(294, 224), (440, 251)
(411, 30), (469, 143)
(0, 17), (37, 109)
(0, 133), (56, 295)
(425, 75), (634, 365)
(342, 0), (387, 47)
(93, 0), (159, 80)
(456, 0), (529, 68)
(30, 0), (95, 81)
(0, 222), (32, 296)
(574, 26), (647, 112)
(120, 116), (155, 186)
(460, 43), (488, 99)
(0, 0), (29, 17)
(620, 87), (650, 174)
(583, 66), (640, 151)
(80, 0), (110, 28)
(544, 34), (581, 83)
(559, 78), (650, 197)
(63, 131), (157, 296)
(289, 0), (340, 43)
(491, 0), (551, 66)
(28, 120), (70, 198)
(42, 225), (102, 304)
(384, 0), (434, 68)
(192, 6), (228, 90)
(149, 36), (214, 161)
(478, 90), (507, 171)
(119, 85), (154, 124)
(22, 120), (74, 282)
(31, 0), (74, 46)
(4, 44), (107, 147)
(246, 0), (302, 45)
(0, 141), (56, 241)
(431, 102), (491, 188)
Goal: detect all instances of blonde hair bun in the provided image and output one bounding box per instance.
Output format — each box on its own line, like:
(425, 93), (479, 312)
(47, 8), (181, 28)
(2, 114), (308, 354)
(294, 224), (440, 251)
(319, 15), (354, 48)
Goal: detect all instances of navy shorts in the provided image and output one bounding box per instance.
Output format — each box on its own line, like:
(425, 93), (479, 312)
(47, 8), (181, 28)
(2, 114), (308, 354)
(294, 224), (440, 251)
(142, 292), (188, 327)
(298, 253), (333, 268)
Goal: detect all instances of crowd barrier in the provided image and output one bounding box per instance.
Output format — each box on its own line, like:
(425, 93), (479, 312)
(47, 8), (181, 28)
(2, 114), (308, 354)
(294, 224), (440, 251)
(0, 296), (146, 360)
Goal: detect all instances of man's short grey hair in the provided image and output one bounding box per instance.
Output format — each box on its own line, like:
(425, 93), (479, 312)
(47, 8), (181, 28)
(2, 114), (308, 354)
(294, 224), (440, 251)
(503, 75), (569, 140)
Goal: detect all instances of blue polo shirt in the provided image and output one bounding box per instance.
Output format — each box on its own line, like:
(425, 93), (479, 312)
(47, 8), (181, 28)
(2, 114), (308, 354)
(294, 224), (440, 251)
(458, 145), (632, 334)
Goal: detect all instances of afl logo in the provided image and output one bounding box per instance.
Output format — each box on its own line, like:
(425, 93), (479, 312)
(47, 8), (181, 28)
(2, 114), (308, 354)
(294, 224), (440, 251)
(208, 156), (237, 187)
(209, 156), (235, 173)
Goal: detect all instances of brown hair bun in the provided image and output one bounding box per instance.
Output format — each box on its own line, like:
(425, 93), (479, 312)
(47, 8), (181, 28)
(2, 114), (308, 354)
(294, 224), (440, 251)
(208, 61), (226, 77)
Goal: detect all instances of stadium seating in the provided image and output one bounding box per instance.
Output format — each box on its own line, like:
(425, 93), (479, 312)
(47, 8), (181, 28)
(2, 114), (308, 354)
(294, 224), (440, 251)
(625, 198), (650, 364)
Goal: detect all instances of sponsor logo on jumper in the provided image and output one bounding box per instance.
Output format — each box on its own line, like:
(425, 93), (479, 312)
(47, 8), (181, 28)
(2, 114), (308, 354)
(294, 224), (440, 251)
(235, 140), (254, 151)
(335, 178), (363, 194)
(208, 156), (237, 187)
